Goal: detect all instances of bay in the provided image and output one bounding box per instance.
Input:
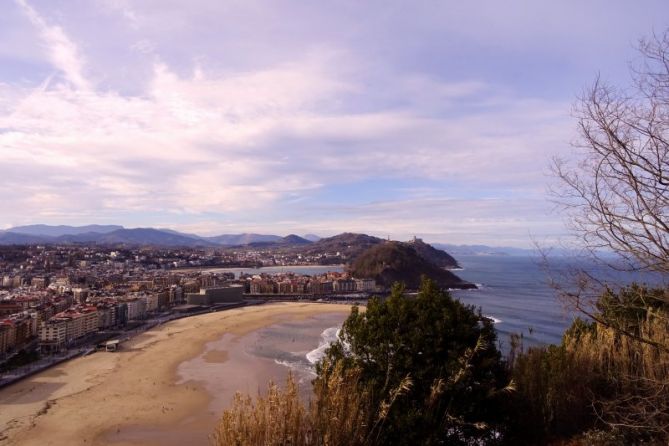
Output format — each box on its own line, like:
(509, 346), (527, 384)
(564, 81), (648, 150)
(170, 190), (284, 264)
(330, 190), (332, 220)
(452, 254), (667, 349)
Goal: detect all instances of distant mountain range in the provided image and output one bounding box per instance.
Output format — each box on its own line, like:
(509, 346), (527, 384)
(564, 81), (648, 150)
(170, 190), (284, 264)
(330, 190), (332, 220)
(6, 224), (124, 237)
(203, 233), (282, 245)
(0, 225), (315, 248)
(0, 224), (548, 256)
(432, 243), (582, 257)
(0, 225), (478, 289)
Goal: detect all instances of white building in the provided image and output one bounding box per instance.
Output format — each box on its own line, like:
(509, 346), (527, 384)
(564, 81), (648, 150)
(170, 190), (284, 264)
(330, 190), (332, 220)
(144, 294), (159, 312)
(39, 318), (67, 351)
(355, 279), (376, 292)
(125, 298), (147, 320)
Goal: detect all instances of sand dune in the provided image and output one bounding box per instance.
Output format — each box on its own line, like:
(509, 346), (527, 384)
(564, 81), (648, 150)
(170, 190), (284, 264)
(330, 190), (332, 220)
(0, 302), (351, 446)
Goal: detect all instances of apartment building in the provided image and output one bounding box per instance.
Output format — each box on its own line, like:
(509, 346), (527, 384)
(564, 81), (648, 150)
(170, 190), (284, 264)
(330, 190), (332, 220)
(39, 307), (98, 352)
(0, 321), (16, 355)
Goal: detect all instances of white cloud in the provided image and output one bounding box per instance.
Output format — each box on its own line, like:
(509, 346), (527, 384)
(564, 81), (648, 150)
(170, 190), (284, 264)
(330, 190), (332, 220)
(0, 54), (353, 216)
(14, 0), (91, 90)
(98, 0), (140, 28)
(0, 49), (571, 235)
(2, 0), (614, 246)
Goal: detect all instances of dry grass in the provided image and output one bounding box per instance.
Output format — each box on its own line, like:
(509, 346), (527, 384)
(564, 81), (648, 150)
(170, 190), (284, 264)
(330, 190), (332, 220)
(211, 375), (311, 446)
(510, 292), (669, 444)
(567, 308), (669, 439)
(211, 363), (373, 446)
(212, 331), (505, 445)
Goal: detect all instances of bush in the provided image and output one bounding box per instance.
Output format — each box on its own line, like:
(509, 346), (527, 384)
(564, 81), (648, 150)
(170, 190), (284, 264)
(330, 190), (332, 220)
(319, 278), (511, 445)
(212, 278), (511, 445)
(508, 285), (669, 445)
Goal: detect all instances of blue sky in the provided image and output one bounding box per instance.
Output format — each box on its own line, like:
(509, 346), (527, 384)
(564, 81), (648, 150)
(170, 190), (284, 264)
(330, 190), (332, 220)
(1, 0), (667, 246)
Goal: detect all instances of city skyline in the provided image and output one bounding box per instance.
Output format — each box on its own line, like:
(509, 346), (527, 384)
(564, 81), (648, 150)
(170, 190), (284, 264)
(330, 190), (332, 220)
(2, 1), (668, 247)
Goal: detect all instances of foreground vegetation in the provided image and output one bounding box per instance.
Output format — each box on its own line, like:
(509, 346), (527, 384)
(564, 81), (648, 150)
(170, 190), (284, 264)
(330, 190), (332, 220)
(213, 279), (511, 445)
(508, 285), (669, 445)
(213, 281), (668, 445)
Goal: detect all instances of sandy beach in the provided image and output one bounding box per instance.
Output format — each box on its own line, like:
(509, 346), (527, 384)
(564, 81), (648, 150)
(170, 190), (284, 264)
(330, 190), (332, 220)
(0, 302), (352, 446)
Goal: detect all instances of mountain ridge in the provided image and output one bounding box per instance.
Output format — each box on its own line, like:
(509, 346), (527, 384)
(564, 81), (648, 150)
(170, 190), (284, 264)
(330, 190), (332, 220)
(5, 224), (123, 237)
(0, 226), (475, 263)
(0, 225), (307, 247)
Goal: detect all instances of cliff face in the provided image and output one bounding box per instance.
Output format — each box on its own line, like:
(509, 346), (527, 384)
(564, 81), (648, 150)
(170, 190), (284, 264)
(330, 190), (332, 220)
(349, 242), (474, 290)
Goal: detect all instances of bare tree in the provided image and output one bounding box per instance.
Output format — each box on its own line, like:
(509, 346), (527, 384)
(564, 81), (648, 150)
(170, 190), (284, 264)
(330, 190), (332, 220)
(552, 31), (669, 275)
(547, 30), (669, 351)
(547, 31), (669, 441)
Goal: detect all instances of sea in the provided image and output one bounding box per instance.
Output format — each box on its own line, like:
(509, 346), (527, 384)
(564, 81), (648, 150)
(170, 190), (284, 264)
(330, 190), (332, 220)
(451, 254), (666, 349)
(249, 255), (668, 377)
(210, 256), (666, 372)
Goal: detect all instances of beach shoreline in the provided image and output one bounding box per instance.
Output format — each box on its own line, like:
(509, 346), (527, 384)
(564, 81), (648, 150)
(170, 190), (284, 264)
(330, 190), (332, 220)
(0, 302), (352, 446)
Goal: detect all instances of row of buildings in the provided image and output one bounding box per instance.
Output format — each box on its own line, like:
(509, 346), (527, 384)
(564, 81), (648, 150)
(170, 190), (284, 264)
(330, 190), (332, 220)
(244, 272), (376, 295)
(0, 245), (379, 359)
(0, 280), (245, 356)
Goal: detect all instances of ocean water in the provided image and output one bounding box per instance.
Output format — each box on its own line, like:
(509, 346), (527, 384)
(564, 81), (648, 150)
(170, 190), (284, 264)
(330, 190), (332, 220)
(254, 256), (667, 379)
(451, 254), (667, 349)
(247, 312), (346, 385)
(450, 255), (570, 348)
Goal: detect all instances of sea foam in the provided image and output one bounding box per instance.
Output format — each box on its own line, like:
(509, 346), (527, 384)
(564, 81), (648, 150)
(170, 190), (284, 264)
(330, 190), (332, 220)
(306, 326), (340, 364)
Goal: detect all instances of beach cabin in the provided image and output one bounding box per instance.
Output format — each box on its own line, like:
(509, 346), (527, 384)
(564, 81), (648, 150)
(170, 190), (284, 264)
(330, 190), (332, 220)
(105, 339), (120, 352)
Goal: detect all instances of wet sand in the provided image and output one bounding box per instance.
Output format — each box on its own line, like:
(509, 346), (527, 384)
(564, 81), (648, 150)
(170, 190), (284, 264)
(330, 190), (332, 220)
(0, 302), (351, 446)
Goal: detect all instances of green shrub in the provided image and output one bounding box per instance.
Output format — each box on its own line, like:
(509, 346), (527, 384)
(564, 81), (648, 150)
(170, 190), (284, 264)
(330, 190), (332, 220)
(508, 285), (669, 445)
(319, 278), (511, 445)
(213, 278), (511, 445)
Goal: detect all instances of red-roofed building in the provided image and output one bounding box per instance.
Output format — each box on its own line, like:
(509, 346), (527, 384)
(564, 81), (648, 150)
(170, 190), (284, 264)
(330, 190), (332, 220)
(40, 306), (98, 352)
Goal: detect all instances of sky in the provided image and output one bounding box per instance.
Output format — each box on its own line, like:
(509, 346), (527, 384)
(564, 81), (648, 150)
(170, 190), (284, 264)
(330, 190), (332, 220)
(1, 0), (668, 246)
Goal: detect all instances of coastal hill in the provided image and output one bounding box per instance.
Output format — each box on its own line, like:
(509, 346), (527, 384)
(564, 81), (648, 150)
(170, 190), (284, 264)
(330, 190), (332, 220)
(300, 232), (384, 260)
(349, 241), (475, 290)
(296, 233), (462, 270)
(406, 237), (459, 268)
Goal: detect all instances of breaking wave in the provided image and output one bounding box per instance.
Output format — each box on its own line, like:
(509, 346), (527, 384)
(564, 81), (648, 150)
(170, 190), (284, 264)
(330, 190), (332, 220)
(306, 326), (340, 364)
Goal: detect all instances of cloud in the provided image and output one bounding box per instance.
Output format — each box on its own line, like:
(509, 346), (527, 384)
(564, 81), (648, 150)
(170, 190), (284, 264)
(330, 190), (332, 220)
(0, 54), (352, 216)
(14, 0), (91, 90)
(0, 41), (571, 243)
(8, 0), (660, 245)
(98, 0), (140, 28)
